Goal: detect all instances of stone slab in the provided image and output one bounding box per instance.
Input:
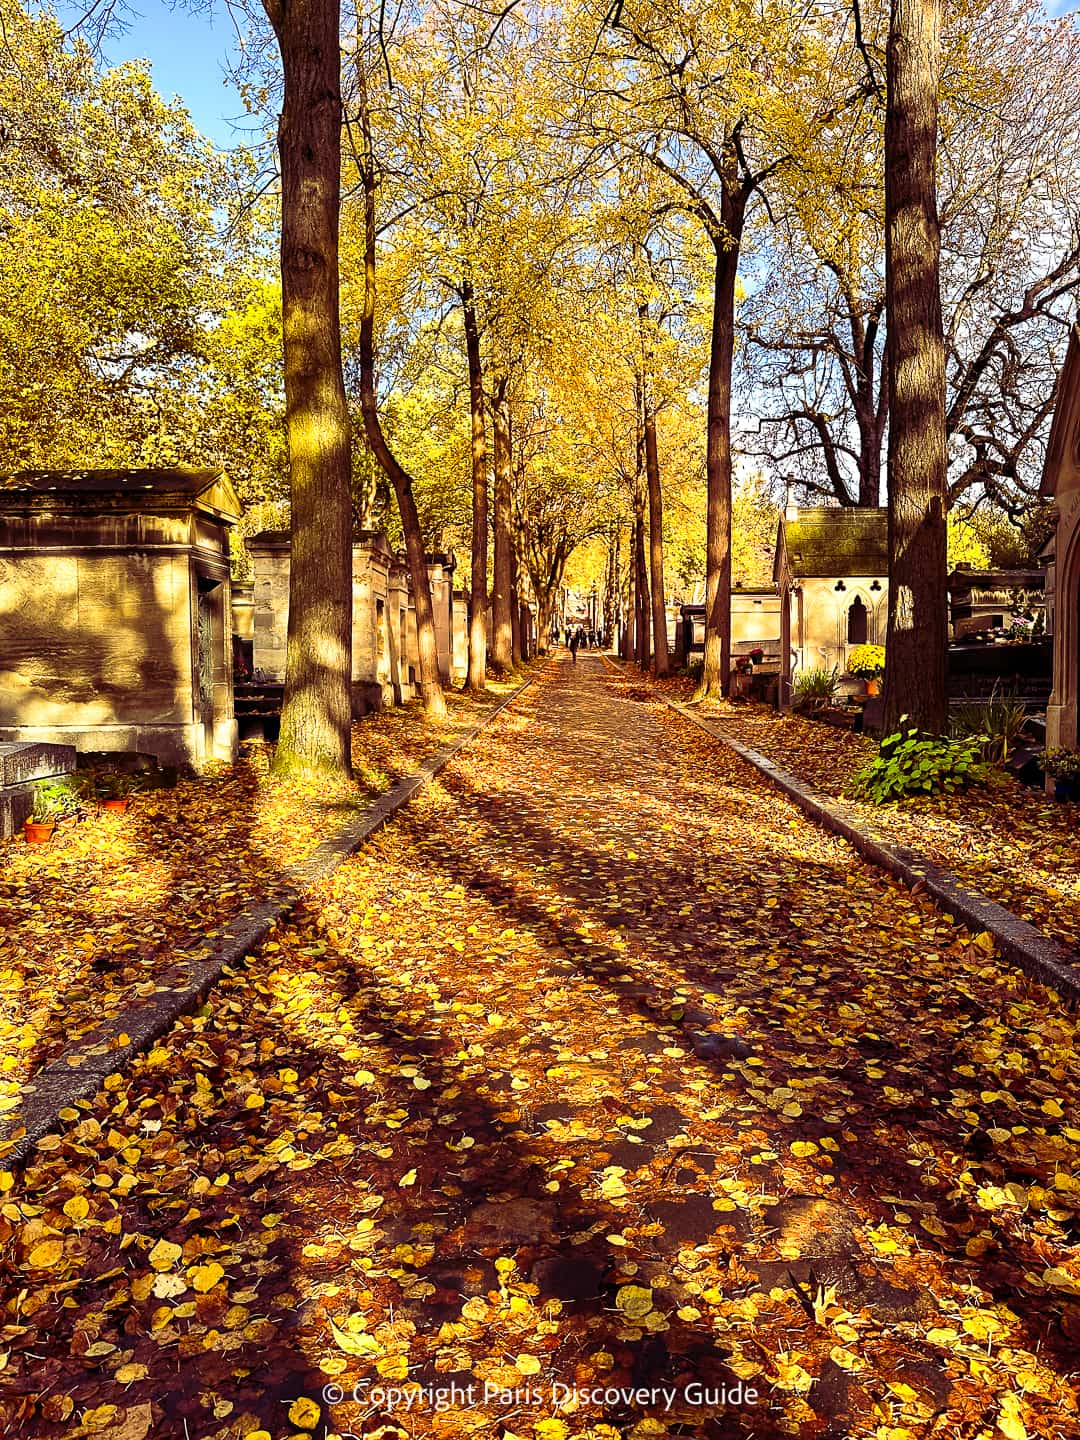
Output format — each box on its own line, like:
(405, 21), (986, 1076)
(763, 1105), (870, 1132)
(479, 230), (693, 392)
(0, 741), (76, 786)
(664, 695), (1080, 1006)
(0, 674), (535, 1168)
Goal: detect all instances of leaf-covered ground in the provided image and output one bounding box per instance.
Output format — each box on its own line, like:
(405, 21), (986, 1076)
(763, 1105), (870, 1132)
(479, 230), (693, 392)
(656, 675), (1080, 960)
(0, 683), (514, 1100)
(0, 656), (1077, 1440)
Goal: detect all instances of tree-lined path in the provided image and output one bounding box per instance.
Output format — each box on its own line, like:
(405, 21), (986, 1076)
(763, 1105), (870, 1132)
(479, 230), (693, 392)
(1, 658), (1078, 1439)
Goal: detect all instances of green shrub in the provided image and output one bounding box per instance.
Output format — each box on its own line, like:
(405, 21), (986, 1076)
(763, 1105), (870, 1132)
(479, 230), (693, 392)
(793, 666), (839, 712)
(848, 722), (988, 803)
(31, 779), (82, 822)
(949, 685), (1029, 764)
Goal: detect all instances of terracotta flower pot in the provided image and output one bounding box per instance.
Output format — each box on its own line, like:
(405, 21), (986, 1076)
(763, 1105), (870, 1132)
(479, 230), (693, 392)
(864, 677), (881, 697)
(24, 820), (56, 844)
(102, 798), (129, 814)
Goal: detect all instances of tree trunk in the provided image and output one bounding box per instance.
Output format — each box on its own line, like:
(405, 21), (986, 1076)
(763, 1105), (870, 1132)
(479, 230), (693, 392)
(643, 381), (669, 677)
(623, 525), (635, 661)
(462, 282), (488, 692)
(509, 532), (523, 665)
(633, 492), (650, 671)
(536, 592), (553, 654)
(264, 0), (353, 778)
(491, 380), (514, 673)
(701, 224), (743, 699)
(882, 0), (949, 734)
(355, 57), (446, 720)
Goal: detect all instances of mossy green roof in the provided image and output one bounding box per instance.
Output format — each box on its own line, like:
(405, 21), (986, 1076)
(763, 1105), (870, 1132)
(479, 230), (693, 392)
(781, 507), (888, 576)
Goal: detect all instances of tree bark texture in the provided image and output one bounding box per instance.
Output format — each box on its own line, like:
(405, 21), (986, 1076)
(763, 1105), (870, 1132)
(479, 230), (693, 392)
(265, 0), (353, 778)
(643, 378), (669, 677)
(633, 489), (650, 671)
(355, 58), (446, 720)
(491, 380), (514, 672)
(462, 283), (489, 692)
(702, 224), (743, 699)
(883, 0), (949, 734)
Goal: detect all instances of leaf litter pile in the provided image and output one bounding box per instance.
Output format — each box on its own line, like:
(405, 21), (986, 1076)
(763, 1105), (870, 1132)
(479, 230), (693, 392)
(0, 685), (510, 1101)
(658, 678), (1080, 956)
(0, 657), (1077, 1440)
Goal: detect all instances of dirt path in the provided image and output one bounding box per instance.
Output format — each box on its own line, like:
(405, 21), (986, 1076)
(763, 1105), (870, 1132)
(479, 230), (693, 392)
(1, 656), (1077, 1440)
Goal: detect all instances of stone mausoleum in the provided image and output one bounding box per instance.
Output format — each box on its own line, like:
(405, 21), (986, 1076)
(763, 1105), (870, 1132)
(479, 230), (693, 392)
(1043, 323), (1080, 753)
(247, 534), (467, 712)
(0, 467), (241, 768)
(773, 505), (889, 708)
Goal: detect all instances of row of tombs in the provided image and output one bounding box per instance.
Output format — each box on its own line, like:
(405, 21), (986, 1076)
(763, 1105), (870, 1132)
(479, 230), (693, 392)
(0, 468), (531, 796)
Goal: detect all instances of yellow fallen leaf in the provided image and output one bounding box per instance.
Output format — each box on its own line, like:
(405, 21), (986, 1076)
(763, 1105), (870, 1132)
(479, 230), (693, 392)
(28, 1239), (63, 1267)
(189, 1262), (225, 1293)
(997, 1392), (1028, 1440)
(515, 1353), (542, 1375)
(63, 1194), (90, 1223)
(399, 1168), (418, 1187)
(329, 1319), (380, 1356)
(288, 1397), (322, 1428)
(615, 1284), (654, 1319)
(377, 1353), (409, 1379)
(148, 1239), (182, 1271)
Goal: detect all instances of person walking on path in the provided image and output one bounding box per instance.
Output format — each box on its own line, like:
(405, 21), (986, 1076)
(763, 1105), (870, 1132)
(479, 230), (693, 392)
(569, 629), (581, 663)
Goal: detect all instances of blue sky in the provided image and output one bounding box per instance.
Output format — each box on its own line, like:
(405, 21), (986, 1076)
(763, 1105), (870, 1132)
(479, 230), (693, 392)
(75, 0), (1080, 149)
(101, 1), (250, 148)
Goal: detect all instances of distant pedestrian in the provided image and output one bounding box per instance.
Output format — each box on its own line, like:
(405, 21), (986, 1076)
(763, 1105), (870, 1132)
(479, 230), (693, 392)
(569, 629), (581, 663)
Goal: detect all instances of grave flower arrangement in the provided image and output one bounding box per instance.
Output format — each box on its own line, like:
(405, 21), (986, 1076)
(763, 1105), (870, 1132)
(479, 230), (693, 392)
(846, 644), (886, 680)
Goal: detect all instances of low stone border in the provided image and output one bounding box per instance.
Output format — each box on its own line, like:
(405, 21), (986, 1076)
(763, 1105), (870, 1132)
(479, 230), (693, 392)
(663, 695), (1080, 1007)
(0, 677), (534, 1167)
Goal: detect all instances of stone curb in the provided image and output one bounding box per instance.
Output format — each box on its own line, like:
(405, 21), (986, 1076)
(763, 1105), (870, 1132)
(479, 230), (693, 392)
(0, 676), (535, 1167)
(661, 694), (1080, 1006)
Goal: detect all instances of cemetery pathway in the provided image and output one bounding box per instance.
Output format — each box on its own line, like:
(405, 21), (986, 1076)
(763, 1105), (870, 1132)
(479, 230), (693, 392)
(2, 654), (1079, 1440)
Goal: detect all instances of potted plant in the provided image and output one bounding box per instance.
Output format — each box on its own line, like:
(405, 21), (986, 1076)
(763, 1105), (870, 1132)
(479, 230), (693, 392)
(97, 773), (134, 813)
(847, 643), (886, 697)
(1039, 747), (1080, 802)
(24, 780), (81, 844)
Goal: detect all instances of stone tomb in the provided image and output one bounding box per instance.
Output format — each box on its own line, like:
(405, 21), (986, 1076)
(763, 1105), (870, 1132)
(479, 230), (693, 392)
(0, 468), (241, 769)
(774, 505), (889, 709)
(247, 533), (463, 712)
(1042, 323), (1080, 754)
(0, 741), (76, 839)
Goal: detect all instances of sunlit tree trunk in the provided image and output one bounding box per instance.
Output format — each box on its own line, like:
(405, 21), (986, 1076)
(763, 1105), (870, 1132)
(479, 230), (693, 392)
(882, 0), (949, 734)
(701, 221), (743, 700)
(491, 379), (514, 672)
(263, 0), (352, 778)
(355, 57), (446, 720)
(462, 282), (488, 692)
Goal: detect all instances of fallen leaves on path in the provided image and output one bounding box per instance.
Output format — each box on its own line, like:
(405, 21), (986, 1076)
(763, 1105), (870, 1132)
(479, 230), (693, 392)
(0, 659), (1076, 1440)
(659, 674), (1080, 958)
(0, 686), (510, 1099)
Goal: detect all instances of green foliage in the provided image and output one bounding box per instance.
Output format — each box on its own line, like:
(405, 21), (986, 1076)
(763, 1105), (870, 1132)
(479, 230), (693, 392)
(848, 723), (988, 803)
(1039, 748), (1080, 782)
(31, 779), (82, 821)
(793, 666), (838, 711)
(846, 644), (885, 679)
(949, 687), (1029, 764)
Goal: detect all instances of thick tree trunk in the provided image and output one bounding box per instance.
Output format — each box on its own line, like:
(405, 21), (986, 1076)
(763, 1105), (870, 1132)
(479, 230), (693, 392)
(882, 0), (949, 734)
(491, 381), (514, 673)
(355, 60), (446, 720)
(264, 0), (353, 778)
(536, 593), (553, 654)
(643, 384), (669, 677)
(701, 224), (743, 699)
(462, 283), (488, 692)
